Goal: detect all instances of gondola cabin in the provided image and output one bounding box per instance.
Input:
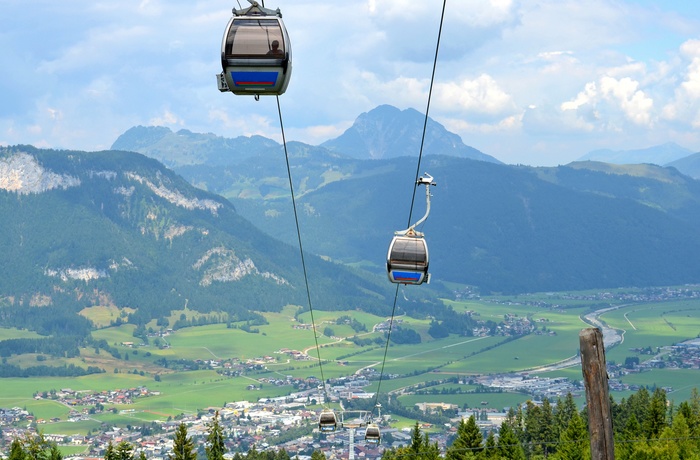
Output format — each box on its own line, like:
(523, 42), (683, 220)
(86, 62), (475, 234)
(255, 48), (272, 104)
(319, 409), (338, 432)
(218, 2), (292, 96)
(387, 232), (429, 285)
(365, 424), (381, 444)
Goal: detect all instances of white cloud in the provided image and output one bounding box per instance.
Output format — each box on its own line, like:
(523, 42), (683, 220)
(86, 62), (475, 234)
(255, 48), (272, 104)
(599, 76), (653, 125)
(287, 122), (353, 146)
(561, 82), (598, 111)
(560, 75), (653, 129)
(435, 74), (517, 120)
(661, 39), (700, 127)
(3, 0), (700, 165)
(149, 109), (183, 127)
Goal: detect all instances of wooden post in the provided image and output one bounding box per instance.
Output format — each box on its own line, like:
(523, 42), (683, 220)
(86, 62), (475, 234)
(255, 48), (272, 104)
(580, 327), (615, 460)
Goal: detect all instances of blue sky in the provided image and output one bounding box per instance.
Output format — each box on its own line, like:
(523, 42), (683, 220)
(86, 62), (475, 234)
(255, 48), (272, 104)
(2, 0), (700, 166)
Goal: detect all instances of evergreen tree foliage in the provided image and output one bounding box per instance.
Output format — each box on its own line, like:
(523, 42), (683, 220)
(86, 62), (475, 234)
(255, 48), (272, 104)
(382, 423), (440, 460)
(496, 421), (525, 460)
(643, 388), (667, 439)
(170, 423), (197, 460)
(9, 439), (26, 460)
(205, 411), (226, 460)
(104, 441), (117, 460)
(447, 415), (482, 460)
(554, 393), (578, 439)
(556, 411), (588, 460)
(17, 432), (60, 460)
(483, 431), (497, 459)
(116, 440), (134, 460)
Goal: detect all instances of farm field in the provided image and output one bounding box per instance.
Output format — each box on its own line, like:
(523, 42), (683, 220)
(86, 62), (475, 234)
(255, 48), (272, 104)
(2, 290), (700, 436)
(598, 300), (700, 363)
(398, 392), (532, 411)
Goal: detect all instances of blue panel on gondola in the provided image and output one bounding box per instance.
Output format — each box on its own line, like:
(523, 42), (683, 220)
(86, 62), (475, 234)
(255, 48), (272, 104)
(392, 271), (421, 282)
(231, 71), (279, 87)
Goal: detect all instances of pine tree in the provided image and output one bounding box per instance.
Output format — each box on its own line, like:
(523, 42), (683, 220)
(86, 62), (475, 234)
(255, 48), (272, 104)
(310, 450), (326, 460)
(48, 445), (62, 460)
(9, 439), (26, 460)
(447, 415), (482, 460)
(556, 411), (588, 460)
(116, 441), (134, 460)
(104, 441), (117, 460)
(617, 414), (642, 460)
(483, 431), (497, 459)
(540, 397), (556, 457)
(205, 411), (226, 460)
(643, 388), (667, 439)
(409, 422), (424, 454)
(170, 423), (197, 460)
(554, 393), (578, 438)
(22, 432), (52, 460)
(423, 432), (441, 460)
(496, 421), (525, 460)
(383, 423), (439, 460)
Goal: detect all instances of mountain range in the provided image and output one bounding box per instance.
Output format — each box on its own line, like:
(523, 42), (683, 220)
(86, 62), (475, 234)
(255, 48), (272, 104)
(110, 105), (700, 295)
(0, 103), (699, 326)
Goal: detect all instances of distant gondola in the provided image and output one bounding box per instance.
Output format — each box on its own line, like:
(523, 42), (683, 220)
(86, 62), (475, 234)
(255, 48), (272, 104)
(387, 231), (429, 285)
(387, 174), (436, 285)
(365, 423), (381, 444)
(319, 409), (338, 432)
(217, 0), (292, 97)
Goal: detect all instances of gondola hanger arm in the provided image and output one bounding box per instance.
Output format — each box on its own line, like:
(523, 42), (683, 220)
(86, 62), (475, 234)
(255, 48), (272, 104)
(402, 172), (436, 233)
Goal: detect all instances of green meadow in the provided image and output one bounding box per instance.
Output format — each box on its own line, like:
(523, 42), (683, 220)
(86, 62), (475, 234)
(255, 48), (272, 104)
(599, 300), (700, 363)
(3, 292), (700, 434)
(398, 392), (531, 411)
(0, 327), (44, 340)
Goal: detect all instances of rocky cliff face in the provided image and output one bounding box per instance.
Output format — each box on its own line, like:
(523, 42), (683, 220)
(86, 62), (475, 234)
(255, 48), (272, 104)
(0, 152), (80, 194)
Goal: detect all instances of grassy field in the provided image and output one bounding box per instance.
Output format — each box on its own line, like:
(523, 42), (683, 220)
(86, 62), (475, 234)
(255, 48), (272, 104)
(0, 327), (44, 340)
(3, 292), (700, 435)
(398, 392), (531, 411)
(600, 301), (700, 363)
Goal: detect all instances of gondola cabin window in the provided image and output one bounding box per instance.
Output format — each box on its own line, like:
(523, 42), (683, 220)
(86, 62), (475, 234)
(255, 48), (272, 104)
(390, 237), (427, 267)
(226, 19), (285, 57)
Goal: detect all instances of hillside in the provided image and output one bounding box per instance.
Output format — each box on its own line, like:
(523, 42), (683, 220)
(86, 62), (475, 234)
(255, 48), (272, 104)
(0, 145), (391, 324)
(667, 152), (700, 180)
(110, 107), (700, 294)
(222, 155), (700, 294)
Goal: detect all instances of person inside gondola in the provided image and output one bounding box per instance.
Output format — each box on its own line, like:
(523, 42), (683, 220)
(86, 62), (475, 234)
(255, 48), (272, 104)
(267, 40), (284, 56)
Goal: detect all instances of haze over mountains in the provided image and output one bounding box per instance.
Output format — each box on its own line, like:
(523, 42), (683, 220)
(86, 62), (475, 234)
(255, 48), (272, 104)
(109, 105), (700, 294)
(1, 104), (700, 319)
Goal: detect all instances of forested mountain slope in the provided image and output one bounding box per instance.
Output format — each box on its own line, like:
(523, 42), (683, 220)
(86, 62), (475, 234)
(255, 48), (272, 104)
(0, 145), (391, 325)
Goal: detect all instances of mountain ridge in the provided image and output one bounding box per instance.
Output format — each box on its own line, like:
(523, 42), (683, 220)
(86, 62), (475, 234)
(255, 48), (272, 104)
(0, 145), (391, 319)
(111, 104), (501, 166)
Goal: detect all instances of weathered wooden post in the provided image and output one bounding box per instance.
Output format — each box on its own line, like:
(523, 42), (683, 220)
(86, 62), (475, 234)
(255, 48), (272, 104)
(580, 327), (615, 460)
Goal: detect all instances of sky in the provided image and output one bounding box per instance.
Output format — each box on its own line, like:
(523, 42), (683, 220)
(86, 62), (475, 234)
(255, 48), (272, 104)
(2, 0), (700, 166)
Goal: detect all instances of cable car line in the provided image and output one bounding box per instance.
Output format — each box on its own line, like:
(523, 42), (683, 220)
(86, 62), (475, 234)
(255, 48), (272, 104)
(219, 0), (447, 442)
(406, 0), (446, 226)
(274, 96), (329, 401)
(219, 0), (338, 435)
(371, 0), (447, 425)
